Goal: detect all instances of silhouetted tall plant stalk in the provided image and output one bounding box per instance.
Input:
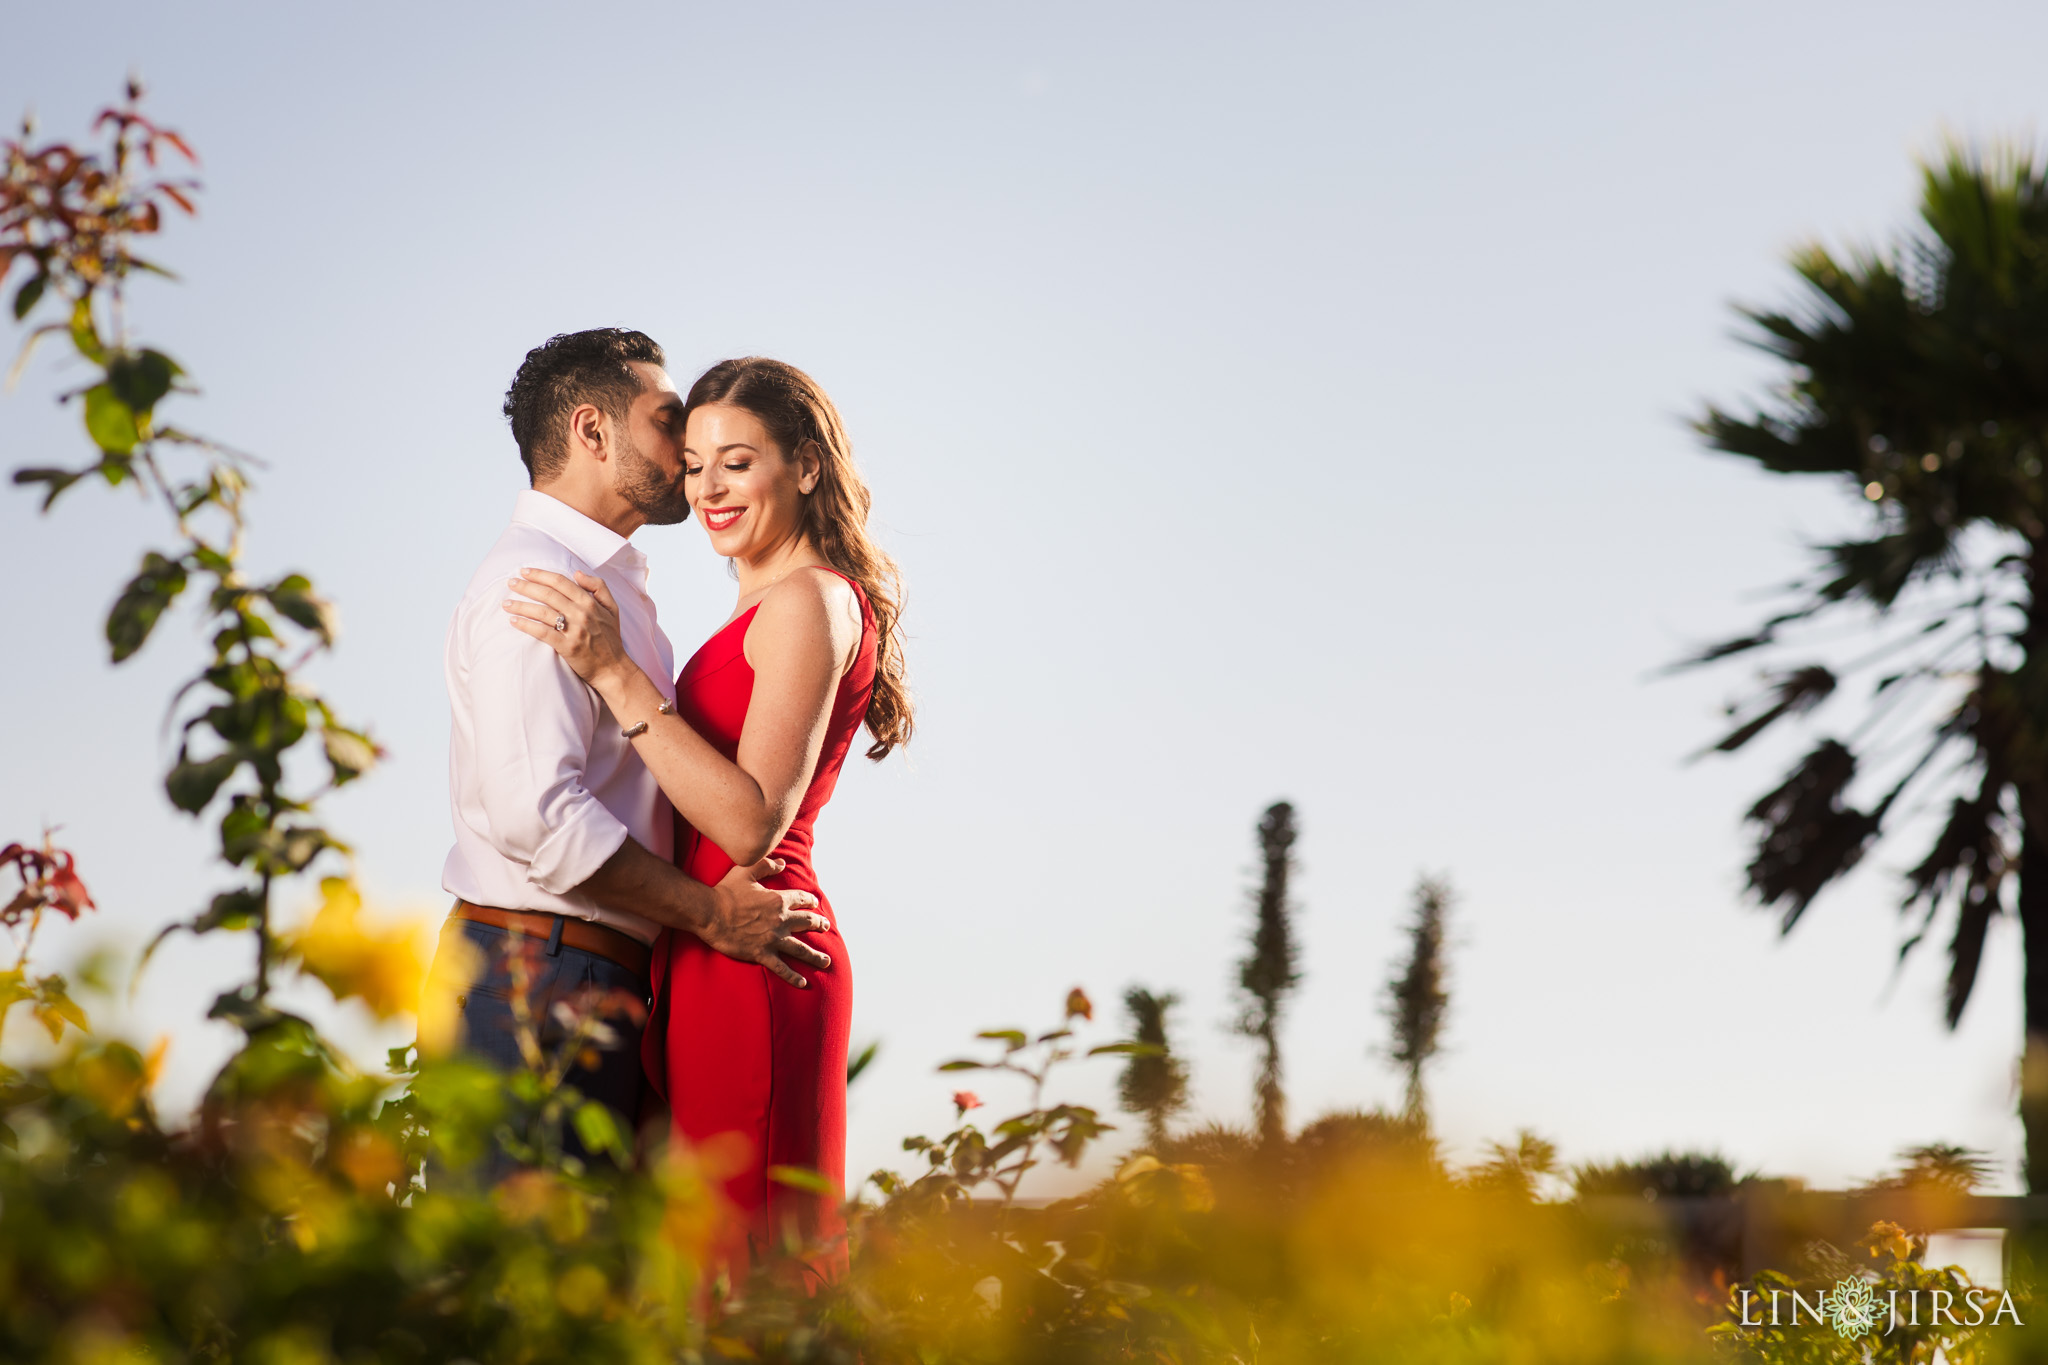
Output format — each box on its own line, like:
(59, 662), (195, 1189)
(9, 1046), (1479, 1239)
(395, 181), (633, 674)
(1386, 875), (1452, 1126)
(1118, 986), (1188, 1149)
(1235, 801), (1299, 1149)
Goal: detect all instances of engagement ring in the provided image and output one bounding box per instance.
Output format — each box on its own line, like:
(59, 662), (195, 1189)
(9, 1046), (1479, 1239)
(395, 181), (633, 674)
(553, 614), (568, 632)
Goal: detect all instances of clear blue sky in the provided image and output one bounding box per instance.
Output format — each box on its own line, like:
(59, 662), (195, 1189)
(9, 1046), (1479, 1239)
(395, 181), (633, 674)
(5, 0), (2046, 1193)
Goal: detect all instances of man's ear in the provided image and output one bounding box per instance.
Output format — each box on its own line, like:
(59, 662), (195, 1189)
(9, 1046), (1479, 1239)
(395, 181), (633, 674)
(569, 402), (609, 462)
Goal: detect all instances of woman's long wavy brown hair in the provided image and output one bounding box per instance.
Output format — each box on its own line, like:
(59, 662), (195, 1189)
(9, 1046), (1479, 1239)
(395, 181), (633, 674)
(683, 357), (912, 760)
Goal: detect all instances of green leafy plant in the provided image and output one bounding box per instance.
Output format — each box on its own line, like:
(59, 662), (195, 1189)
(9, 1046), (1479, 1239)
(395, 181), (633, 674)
(881, 986), (1127, 1209)
(4, 80), (379, 1030)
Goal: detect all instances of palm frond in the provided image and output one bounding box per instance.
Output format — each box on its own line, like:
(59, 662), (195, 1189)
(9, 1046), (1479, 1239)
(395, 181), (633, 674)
(1702, 665), (1836, 756)
(1743, 740), (1881, 930)
(1816, 525), (1962, 609)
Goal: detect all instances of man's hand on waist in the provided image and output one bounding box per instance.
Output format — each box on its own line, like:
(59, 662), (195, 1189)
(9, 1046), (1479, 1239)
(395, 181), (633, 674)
(577, 838), (830, 988)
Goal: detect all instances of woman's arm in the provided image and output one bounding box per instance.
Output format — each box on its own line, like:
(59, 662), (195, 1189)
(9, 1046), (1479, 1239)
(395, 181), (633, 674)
(507, 566), (860, 867)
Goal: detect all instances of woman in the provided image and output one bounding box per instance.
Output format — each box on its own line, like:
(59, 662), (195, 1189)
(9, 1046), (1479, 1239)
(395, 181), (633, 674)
(502, 357), (910, 1275)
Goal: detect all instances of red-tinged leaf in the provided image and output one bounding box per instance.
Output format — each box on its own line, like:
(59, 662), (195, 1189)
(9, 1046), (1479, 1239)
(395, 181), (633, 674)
(48, 855), (93, 918)
(160, 184), (195, 215)
(0, 839), (90, 925)
(162, 131), (197, 163)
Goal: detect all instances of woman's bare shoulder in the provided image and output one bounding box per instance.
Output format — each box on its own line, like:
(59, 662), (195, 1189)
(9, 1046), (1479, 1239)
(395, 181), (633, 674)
(764, 565), (858, 616)
(750, 565), (860, 654)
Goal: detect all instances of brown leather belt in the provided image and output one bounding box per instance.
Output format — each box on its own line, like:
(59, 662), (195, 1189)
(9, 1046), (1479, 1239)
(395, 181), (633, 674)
(450, 900), (652, 979)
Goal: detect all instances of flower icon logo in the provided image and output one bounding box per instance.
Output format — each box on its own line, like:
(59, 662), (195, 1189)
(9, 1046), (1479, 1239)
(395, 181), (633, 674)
(1821, 1277), (1887, 1340)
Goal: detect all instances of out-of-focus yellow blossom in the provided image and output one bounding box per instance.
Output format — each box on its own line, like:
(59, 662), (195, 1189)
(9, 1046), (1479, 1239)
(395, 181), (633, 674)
(285, 877), (432, 1020)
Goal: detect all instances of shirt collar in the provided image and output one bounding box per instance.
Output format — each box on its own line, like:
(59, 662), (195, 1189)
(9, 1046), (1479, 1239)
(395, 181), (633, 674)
(510, 490), (647, 584)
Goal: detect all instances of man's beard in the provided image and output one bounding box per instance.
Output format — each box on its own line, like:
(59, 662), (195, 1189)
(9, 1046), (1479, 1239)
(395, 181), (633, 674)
(613, 427), (690, 525)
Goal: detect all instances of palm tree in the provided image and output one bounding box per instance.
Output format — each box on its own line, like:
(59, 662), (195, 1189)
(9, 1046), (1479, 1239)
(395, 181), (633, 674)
(1118, 986), (1190, 1149)
(1465, 1130), (1559, 1201)
(1688, 144), (2048, 1188)
(1236, 801), (1301, 1149)
(1385, 875), (1453, 1125)
(1859, 1143), (1993, 1196)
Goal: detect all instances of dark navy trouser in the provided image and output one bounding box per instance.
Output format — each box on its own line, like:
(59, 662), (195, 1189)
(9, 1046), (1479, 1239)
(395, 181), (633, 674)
(420, 916), (651, 1185)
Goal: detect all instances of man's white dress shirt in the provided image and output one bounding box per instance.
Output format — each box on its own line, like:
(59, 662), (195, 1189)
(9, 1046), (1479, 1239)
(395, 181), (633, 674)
(443, 490), (678, 943)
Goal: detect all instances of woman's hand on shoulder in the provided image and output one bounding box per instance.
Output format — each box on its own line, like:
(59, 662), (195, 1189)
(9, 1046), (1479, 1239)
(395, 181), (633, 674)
(749, 566), (862, 678)
(503, 567), (638, 693)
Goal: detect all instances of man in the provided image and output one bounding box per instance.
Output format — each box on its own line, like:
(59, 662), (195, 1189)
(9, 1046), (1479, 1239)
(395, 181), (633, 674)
(425, 327), (830, 1177)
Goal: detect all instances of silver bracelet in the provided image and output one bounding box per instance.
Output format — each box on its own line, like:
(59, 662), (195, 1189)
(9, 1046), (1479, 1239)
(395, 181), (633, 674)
(619, 696), (675, 740)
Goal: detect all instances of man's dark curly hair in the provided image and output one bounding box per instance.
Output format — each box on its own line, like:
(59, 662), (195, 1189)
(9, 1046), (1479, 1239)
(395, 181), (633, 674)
(503, 328), (666, 483)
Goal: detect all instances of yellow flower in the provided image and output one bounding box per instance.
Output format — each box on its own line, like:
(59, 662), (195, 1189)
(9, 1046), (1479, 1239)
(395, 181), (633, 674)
(285, 878), (431, 1019)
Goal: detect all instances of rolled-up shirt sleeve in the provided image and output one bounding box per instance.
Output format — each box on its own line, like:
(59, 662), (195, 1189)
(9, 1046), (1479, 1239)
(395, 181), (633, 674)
(461, 597), (630, 895)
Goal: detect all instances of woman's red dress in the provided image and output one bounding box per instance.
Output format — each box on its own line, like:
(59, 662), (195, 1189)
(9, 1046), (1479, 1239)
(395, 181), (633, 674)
(641, 568), (874, 1279)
